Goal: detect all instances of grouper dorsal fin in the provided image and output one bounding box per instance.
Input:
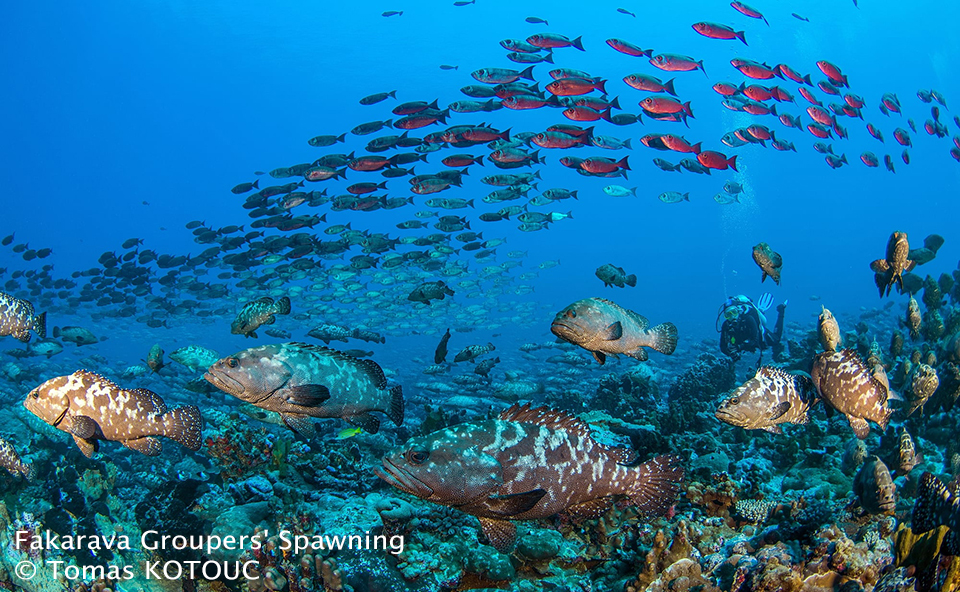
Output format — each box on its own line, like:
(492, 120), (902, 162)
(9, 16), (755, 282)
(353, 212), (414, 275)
(499, 403), (594, 438)
(290, 342), (388, 388)
(130, 388), (167, 414)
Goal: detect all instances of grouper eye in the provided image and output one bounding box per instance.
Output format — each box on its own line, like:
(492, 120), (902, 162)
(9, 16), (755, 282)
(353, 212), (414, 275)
(407, 450), (429, 465)
(566, 310), (576, 318)
(729, 397), (739, 405)
(227, 358), (239, 368)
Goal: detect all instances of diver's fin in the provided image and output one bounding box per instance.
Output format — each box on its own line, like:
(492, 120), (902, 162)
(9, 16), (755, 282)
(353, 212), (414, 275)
(484, 489), (546, 517)
(122, 437), (162, 456)
(477, 517), (517, 553)
(68, 415), (99, 439)
(348, 412), (380, 434)
(282, 413), (316, 437)
(285, 384), (331, 406)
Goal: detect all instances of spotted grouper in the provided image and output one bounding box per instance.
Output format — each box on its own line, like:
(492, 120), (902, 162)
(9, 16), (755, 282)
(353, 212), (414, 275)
(810, 349), (894, 439)
(551, 297), (677, 365)
(376, 403), (683, 552)
(204, 342), (403, 436)
(24, 370), (203, 458)
(715, 367), (815, 434)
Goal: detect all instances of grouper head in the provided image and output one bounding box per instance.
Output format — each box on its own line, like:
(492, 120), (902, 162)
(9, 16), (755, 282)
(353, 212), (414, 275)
(550, 298), (613, 346)
(23, 375), (73, 427)
(376, 423), (505, 507)
(204, 344), (292, 403)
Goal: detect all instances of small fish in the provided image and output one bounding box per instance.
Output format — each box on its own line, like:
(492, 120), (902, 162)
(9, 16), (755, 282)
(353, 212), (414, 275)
(0, 292), (46, 343)
(525, 16), (549, 25)
(792, 13), (809, 21)
(715, 367), (814, 434)
(658, 191), (690, 204)
(359, 90), (397, 105)
(435, 328), (452, 364)
(905, 296), (921, 339)
(714, 193), (740, 205)
(474, 356), (501, 377)
(595, 264), (637, 288)
(454, 343), (496, 363)
(551, 297), (677, 365)
(818, 307), (842, 352)
(231, 296), (291, 338)
(170, 345), (221, 370)
(617, 7), (636, 16)
(376, 404), (682, 551)
(24, 371), (202, 458)
(907, 364), (938, 416)
(752, 242), (782, 285)
(439, 64), (458, 71)
(853, 456), (896, 515)
(382, 10), (403, 17)
(898, 427), (918, 474)
(53, 326), (98, 346)
(603, 185), (637, 197)
(408, 280), (455, 305)
(870, 231), (916, 298)
(731, 1), (769, 25)
(145, 344), (165, 373)
(810, 349), (894, 439)
(723, 181), (743, 194)
(205, 343), (403, 436)
(337, 427), (364, 440)
(0, 437), (34, 480)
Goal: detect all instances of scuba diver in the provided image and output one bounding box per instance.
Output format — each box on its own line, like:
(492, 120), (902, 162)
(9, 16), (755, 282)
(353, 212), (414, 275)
(717, 294), (787, 362)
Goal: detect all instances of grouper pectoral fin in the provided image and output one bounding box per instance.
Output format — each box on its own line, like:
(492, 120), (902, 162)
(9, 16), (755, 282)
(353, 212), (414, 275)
(71, 435), (97, 458)
(67, 415), (99, 439)
(768, 402), (791, 421)
(762, 425), (783, 435)
(281, 413), (316, 438)
(485, 489), (547, 517)
(284, 384), (331, 407)
(847, 416), (871, 439)
(602, 321), (623, 340)
(122, 437), (162, 456)
(348, 413), (380, 434)
(592, 351), (606, 365)
(625, 348), (649, 362)
(477, 517), (517, 553)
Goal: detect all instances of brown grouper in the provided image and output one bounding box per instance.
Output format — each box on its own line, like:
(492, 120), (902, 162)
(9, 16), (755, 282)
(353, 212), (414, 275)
(24, 370), (202, 458)
(376, 403), (683, 552)
(205, 342), (402, 436)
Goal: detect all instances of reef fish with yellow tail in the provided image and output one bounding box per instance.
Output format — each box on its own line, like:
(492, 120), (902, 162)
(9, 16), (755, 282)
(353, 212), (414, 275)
(204, 342), (403, 436)
(810, 349), (894, 439)
(715, 367), (814, 434)
(23, 370), (203, 458)
(0, 437), (34, 480)
(551, 297), (677, 365)
(0, 291), (46, 343)
(751, 242), (782, 285)
(376, 403), (683, 552)
(870, 231), (916, 297)
(231, 296), (291, 338)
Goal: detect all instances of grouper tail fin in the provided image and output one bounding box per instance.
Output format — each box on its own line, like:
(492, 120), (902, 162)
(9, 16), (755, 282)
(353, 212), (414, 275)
(648, 322), (678, 355)
(387, 385), (404, 426)
(628, 454), (683, 517)
(164, 405), (203, 451)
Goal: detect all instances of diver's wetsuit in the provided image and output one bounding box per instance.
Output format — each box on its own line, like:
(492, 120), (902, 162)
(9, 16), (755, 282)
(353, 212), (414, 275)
(720, 304), (785, 360)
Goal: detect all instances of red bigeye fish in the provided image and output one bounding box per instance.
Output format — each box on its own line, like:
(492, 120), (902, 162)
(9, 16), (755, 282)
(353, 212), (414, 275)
(606, 38), (653, 57)
(731, 1), (769, 25)
(692, 22), (747, 45)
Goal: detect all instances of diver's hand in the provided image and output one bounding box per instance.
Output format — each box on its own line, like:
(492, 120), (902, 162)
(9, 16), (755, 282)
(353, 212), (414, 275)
(777, 301), (787, 313)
